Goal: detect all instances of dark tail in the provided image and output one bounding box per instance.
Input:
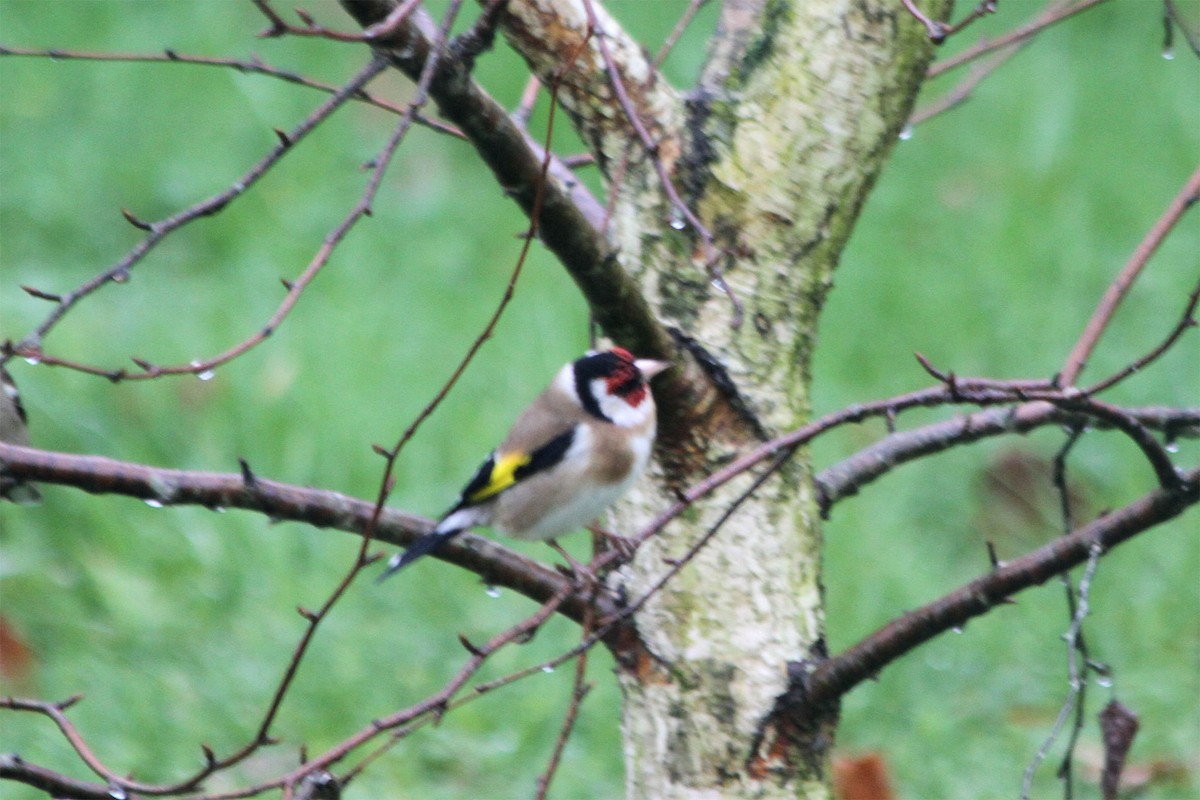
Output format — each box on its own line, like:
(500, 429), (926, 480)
(376, 528), (461, 583)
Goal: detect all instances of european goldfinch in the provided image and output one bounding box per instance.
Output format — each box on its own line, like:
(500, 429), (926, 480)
(379, 348), (669, 579)
(1, 365), (42, 505)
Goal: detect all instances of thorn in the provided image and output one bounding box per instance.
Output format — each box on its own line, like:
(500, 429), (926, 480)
(201, 743), (216, 766)
(985, 540), (1001, 570)
(273, 127), (291, 146)
(297, 606), (318, 622)
(163, 48), (179, 60)
(20, 285), (61, 303)
(120, 208), (153, 231)
(914, 351), (943, 379)
(458, 633), (483, 656)
(111, 267), (131, 283)
(261, 325), (275, 338)
(295, 7), (315, 27)
(131, 357), (156, 372)
(371, 443), (390, 458)
(58, 694), (85, 710)
(239, 458), (258, 488)
(104, 370), (127, 384)
(280, 278), (295, 291)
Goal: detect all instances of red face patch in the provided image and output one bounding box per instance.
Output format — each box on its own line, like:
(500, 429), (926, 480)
(605, 355), (647, 407)
(609, 346), (635, 363)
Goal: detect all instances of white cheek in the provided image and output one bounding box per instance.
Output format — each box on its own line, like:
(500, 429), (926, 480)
(594, 379), (653, 428)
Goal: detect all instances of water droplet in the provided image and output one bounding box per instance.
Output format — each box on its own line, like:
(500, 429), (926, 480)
(232, 181), (246, 192)
(144, 499), (164, 508)
(1095, 675), (1113, 688)
(1164, 440), (1179, 454)
(898, 125), (914, 141)
(1162, 47), (1175, 61)
(211, 506), (226, 514)
(668, 210), (686, 230)
(197, 369), (215, 381)
(24, 356), (40, 366)
(109, 786), (128, 800)
(951, 626), (963, 634)
(484, 585), (501, 598)
(541, 664), (555, 673)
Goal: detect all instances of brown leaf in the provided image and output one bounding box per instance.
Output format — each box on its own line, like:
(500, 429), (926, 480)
(834, 752), (895, 800)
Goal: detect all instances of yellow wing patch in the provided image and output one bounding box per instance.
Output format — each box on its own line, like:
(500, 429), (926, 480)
(466, 451), (531, 504)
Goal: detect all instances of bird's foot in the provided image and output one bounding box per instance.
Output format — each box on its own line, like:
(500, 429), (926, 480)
(587, 525), (637, 563)
(548, 540), (599, 591)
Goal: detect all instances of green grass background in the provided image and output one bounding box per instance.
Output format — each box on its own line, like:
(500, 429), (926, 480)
(1, 1), (1197, 798)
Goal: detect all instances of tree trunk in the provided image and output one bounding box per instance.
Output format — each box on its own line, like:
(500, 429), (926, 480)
(589, 1), (947, 797)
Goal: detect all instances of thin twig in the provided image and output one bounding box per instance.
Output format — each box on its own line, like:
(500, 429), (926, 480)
(5, 54), (390, 376)
(0, 45), (465, 138)
(1020, 542), (1104, 800)
(1060, 165), (1200, 386)
(242, 7), (466, 779)
(377, 27), (590, 466)
(652, 0), (712, 69)
(928, 0), (1110, 78)
(578, 0), (743, 327)
(533, 605), (596, 800)
(802, 471), (1197, 711)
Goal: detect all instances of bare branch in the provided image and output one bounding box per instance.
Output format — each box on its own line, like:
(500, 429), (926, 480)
(4, 54), (390, 374)
(927, 0), (1110, 78)
(534, 608), (595, 800)
(798, 466), (1200, 711)
(1060, 164), (1200, 385)
(339, 0), (678, 360)
(1020, 541), (1103, 799)
(814, 404), (1200, 516)
(0, 45), (462, 135)
(0, 443), (609, 626)
(0, 752), (116, 800)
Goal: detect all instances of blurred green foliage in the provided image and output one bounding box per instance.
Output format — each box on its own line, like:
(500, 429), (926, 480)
(0, 1), (1196, 799)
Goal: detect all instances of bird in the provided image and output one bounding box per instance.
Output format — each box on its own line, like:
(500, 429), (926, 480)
(1, 365), (42, 505)
(378, 347), (669, 581)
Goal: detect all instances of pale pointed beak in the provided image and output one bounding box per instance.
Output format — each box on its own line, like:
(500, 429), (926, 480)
(635, 358), (671, 380)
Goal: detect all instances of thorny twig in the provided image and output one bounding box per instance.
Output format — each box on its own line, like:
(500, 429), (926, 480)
(2, 54), (391, 377)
